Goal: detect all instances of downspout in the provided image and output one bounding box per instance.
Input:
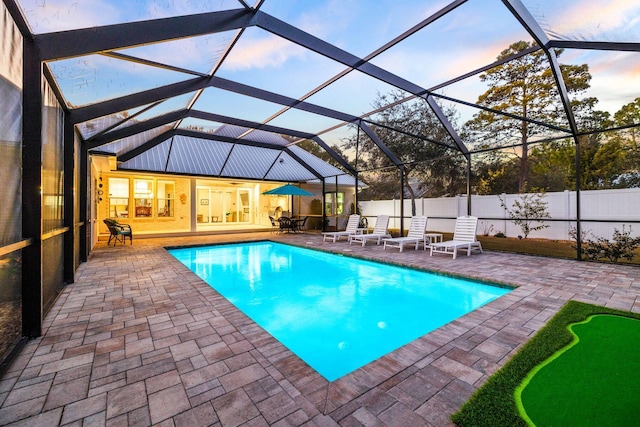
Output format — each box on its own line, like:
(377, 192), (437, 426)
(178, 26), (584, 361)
(466, 154), (472, 215)
(335, 175), (339, 228)
(400, 169), (405, 235)
(355, 125), (360, 218)
(322, 180), (326, 232)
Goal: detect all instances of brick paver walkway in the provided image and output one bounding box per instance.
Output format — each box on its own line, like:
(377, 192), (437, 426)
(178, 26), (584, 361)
(1, 232), (639, 426)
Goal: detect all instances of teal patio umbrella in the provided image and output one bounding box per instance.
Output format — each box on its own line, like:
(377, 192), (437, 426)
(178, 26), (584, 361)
(263, 184), (314, 216)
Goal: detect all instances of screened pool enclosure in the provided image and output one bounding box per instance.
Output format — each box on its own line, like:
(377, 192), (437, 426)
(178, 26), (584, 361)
(0, 0), (639, 368)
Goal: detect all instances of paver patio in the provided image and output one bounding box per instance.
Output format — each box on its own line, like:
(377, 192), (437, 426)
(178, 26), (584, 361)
(1, 232), (639, 426)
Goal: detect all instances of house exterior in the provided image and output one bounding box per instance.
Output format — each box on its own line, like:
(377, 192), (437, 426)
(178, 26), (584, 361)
(91, 155), (357, 244)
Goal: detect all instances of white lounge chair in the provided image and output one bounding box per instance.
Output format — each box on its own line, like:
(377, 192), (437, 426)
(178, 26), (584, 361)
(382, 216), (428, 252)
(430, 215), (483, 259)
(322, 214), (361, 242)
(348, 215), (390, 246)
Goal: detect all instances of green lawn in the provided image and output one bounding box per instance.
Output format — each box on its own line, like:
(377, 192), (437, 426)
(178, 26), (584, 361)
(451, 301), (640, 427)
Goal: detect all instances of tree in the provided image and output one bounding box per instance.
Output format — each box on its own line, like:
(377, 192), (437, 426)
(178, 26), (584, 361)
(347, 91), (466, 213)
(526, 98), (617, 192)
(528, 140), (574, 191)
(613, 97), (640, 186)
(614, 97), (640, 151)
(464, 41), (592, 192)
(473, 158), (520, 195)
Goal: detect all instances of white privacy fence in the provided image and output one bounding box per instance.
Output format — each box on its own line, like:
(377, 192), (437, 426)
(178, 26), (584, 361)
(359, 188), (640, 241)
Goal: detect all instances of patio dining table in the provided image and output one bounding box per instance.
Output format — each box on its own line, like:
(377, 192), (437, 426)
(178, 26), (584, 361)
(277, 216), (306, 233)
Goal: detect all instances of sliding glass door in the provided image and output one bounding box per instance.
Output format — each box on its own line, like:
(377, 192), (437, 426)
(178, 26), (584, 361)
(196, 185), (252, 224)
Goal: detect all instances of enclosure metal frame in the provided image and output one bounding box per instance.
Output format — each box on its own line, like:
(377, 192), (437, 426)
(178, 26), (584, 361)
(1, 0), (639, 354)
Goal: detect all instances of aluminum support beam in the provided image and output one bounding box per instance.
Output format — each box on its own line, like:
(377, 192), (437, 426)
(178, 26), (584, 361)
(70, 77), (209, 124)
(190, 110), (316, 140)
(548, 40), (640, 53)
(63, 116), (75, 284)
(70, 74), (357, 126)
(86, 109), (189, 149)
(311, 136), (357, 175)
(359, 122), (405, 170)
(79, 138), (88, 263)
(425, 95), (469, 156)
(85, 108), (315, 150)
(504, 0), (584, 259)
(116, 130), (173, 162)
(35, 9), (257, 61)
(22, 37), (43, 338)
(281, 147), (325, 181)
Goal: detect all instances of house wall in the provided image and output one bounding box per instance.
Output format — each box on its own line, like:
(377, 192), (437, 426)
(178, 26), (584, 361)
(96, 169), (356, 236)
(99, 171), (192, 236)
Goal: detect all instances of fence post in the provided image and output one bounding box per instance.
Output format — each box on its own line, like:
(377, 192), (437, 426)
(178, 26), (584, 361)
(565, 190), (570, 239)
(502, 193), (507, 237)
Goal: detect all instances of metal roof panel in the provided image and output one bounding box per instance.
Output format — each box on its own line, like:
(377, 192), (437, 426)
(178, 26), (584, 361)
(166, 135), (232, 176)
(119, 138), (171, 171)
(221, 144), (279, 179)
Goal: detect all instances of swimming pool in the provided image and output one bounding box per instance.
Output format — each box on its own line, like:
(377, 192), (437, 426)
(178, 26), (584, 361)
(169, 241), (510, 381)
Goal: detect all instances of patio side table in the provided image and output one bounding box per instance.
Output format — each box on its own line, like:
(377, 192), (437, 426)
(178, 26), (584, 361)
(423, 233), (443, 250)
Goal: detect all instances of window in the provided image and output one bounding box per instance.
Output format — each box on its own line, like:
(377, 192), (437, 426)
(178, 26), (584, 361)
(157, 180), (175, 217)
(134, 179), (153, 217)
(324, 192), (344, 215)
(109, 177), (175, 218)
(108, 178), (129, 218)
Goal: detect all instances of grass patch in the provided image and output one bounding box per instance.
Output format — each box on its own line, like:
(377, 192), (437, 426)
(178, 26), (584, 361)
(451, 300), (640, 427)
(476, 236), (577, 259)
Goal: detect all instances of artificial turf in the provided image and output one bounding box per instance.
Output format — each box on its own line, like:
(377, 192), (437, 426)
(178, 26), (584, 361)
(451, 301), (640, 427)
(516, 314), (640, 426)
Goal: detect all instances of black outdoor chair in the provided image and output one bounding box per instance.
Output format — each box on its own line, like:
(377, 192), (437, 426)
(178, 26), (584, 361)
(294, 216), (308, 233)
(103, 218), (133, 245)
(269, 216), (279, 233)
(277, 216), (295, 233)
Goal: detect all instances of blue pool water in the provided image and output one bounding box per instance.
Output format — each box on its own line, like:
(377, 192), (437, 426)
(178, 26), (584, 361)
(169, 241), (510, 381)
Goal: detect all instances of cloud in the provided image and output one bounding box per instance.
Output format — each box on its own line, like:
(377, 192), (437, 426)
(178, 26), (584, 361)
(118, 32), (235, 73)
(19, 0), (121, 33)
(222, 33), (308, 71)
(579, 52), (640, 112)
(542, 0), (640, 40)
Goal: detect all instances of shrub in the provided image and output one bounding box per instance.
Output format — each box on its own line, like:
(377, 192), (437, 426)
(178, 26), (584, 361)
(570, 225), (640, 263)
(499, 190), (550, 239)
(479, 220), (494, 236)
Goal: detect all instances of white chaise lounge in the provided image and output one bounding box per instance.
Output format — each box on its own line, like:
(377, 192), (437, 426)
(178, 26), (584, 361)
(382, 216), (428, 252)
(322, 214), (361, 242)
(430, 215), (483, 259)
(348, 215), (390, 246)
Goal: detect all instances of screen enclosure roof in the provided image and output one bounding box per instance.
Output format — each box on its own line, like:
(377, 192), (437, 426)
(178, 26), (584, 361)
(10, 0), (640, 184)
